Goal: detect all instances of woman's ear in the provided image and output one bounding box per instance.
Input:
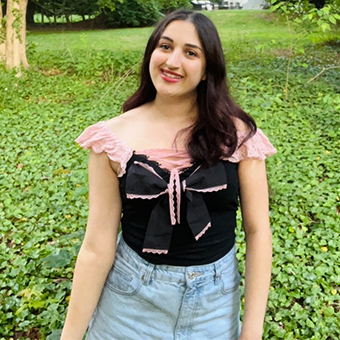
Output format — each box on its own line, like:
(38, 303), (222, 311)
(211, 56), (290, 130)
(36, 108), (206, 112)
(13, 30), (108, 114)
(202, 74), (206, 81)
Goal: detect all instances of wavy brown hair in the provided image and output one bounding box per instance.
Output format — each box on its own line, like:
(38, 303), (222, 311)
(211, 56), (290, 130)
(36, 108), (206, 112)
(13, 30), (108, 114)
(123, 10), (256, 165)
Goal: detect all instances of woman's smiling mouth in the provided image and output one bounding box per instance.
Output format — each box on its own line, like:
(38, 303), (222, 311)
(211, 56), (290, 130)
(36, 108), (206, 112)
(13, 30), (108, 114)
(161, 69), (183, 82)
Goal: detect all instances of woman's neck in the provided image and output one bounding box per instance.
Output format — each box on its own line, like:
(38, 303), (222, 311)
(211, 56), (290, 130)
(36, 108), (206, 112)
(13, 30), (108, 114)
(150, 94), (198, 126)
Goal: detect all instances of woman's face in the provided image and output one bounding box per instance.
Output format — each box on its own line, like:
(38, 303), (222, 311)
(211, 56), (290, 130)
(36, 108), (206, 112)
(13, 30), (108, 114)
(149, 20), (206, 101)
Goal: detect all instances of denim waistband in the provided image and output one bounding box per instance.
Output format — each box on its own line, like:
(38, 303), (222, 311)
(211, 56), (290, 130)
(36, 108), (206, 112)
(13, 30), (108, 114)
(116, 235), (239, 287)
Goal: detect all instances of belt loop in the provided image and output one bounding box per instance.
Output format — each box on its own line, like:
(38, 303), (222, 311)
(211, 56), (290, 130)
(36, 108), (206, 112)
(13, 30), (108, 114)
(141, 263), (155, 286)
(213, 262), (221, 285)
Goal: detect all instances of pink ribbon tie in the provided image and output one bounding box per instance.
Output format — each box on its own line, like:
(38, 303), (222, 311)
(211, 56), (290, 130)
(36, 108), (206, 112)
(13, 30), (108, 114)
(168, 169), (182, 225)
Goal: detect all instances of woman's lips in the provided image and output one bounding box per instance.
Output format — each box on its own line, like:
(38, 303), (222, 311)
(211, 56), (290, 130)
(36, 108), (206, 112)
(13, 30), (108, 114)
(160, 69), (183, 83)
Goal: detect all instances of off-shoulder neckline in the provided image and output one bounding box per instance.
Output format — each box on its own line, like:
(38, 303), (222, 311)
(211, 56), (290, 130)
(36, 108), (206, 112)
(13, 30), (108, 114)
(99, 120), (253, 154)
(75, 121), (277, 177)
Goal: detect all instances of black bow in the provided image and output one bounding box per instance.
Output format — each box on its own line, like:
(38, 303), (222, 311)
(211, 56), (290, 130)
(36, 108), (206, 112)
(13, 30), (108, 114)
(125, 161), (227, 254)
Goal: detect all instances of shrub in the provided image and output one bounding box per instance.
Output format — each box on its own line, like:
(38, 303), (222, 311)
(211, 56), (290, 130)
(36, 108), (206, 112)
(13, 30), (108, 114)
(101, 0), (162, 28)
(158, 0), (192, 14)
(268, 0), (340, 35)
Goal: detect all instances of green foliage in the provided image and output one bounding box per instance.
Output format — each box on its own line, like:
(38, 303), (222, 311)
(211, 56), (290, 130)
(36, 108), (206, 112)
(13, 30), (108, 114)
(269, 0), (340, 34)
(96, 0), (162, 28)
(299, 4), (340, 33)
(71, 0), (101, 18)
(158, 0), (193, 14)
(29, 48), (141, 80)
(32, 0), (190, 25)
(1, 10), (340, 340)
(97, 0), (124, 11)
(0, 65), (127, 339)
(35, 0), (86, 18)
(233, 56), (340, 340)
(33, 0), (120, 18)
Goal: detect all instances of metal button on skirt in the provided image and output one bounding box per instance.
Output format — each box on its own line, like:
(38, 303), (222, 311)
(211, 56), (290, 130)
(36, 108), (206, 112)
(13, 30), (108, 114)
(85, 235), (241, 340)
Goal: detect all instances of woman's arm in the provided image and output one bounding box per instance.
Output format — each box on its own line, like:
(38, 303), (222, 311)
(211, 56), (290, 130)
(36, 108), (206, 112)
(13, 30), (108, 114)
(61, 150), (122, 340)
(238, 158), (273, 340)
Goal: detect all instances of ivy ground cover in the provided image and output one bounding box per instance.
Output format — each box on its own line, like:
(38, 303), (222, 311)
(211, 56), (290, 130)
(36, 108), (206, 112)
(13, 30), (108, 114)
(1, 10), (339, 340)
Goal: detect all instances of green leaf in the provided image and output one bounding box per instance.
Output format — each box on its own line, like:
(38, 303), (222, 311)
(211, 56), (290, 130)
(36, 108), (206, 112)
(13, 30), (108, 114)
(321, 23), (331, 32)
(42, 250), (73, 268)
(328, 16), (336, 25)
(47, 329), (63, 340)
(324, 306), (334, 317)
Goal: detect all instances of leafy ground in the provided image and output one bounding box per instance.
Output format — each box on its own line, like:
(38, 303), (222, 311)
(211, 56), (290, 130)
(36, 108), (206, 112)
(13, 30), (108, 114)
(1, 10), (340, 340)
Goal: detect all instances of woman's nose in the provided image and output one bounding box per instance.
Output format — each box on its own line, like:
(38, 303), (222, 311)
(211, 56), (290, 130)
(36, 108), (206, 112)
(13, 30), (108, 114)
(166, 50), (181, 69)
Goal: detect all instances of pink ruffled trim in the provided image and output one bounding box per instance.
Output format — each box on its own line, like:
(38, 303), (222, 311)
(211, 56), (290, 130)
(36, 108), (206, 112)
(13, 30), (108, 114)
(226, 129), (277, 163)
(185, 184), (227, 193)
(76, 122), (276, 179)
(142, 248), (168, 254)
(126, 190), (168, 200)
(195, 222), (212, 241)
(133, 161), (163, 179)
(75, 121), (133, 177)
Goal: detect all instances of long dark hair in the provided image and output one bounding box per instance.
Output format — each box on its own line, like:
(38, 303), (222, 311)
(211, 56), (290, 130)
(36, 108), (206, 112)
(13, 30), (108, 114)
(123, 10), (256, 164)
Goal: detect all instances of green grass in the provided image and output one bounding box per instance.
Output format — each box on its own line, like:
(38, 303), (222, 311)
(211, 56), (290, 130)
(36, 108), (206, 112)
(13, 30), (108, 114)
(1, 10), (340, 340)
(27, 10), (339, 64)
(27, 11), (307, 54)
(28, 27), (154, 52)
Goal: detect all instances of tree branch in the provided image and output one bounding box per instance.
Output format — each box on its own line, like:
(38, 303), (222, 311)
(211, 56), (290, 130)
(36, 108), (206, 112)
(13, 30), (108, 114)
(307, 66), (340, 84)
(30, 0), (55, 16)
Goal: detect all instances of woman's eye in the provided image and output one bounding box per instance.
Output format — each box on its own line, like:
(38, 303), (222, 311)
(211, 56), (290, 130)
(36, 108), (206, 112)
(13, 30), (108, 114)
(160, 44), (170, 50)
(187, 50), (197, 57)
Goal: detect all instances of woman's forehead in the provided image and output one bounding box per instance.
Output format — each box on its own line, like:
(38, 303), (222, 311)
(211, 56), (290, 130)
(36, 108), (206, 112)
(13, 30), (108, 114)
(161, 20), (202, 47)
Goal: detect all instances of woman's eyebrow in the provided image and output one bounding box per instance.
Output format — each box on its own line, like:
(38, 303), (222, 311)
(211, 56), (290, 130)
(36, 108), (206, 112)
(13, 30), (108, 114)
(160, 35), (203, 52)
(185, 43), (202, 52)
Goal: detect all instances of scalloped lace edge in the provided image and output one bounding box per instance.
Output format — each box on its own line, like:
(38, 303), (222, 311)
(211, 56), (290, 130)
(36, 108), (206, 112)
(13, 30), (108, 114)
(195, 222), (212, 241)
(126, 190), (168, 200)
(142, 248), (168, 254)
(186, 184), (227, 193)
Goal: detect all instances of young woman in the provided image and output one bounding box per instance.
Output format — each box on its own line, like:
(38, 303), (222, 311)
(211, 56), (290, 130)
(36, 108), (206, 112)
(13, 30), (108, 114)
(61, 9), (276, 340)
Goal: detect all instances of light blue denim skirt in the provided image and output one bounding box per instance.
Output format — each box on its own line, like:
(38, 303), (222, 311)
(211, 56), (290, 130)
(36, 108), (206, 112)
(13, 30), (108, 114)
(86, 235), (241, 340)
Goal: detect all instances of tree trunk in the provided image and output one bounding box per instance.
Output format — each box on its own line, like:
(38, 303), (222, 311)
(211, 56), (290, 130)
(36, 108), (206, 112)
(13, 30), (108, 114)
(19, 0), (29, 69)
(65, 14), (70, 24)
(5, 0), (29, 70)
(0, 4), (5, 59)
(26, 1), (36, 26)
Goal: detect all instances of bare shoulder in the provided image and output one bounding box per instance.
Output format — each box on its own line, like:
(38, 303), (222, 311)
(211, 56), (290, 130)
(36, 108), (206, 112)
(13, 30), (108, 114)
(232, 117), (251, 133)
(106, 105), (149, 136)
(106, 109), (136, 134)
(105, 104), (152, 150)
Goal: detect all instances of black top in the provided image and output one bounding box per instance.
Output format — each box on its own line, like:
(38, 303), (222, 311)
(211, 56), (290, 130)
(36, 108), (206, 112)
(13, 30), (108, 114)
(119, 153), (240, 266)
(75, 122), (276, 266)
